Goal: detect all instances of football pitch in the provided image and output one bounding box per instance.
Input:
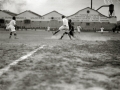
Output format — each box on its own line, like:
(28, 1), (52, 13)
(0, 30), (120, 90)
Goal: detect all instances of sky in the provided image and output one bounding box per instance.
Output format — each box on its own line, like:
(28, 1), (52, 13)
(0, 0), (120, 20)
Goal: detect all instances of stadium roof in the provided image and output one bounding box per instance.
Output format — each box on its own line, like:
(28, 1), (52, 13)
(0, 10), (17, 16)
(17, 10), (42, 17)
(67, 7), (109, 18)
(42, 10), (65, 17)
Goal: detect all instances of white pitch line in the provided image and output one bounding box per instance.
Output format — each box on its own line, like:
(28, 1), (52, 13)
(0, 45), (46, 77)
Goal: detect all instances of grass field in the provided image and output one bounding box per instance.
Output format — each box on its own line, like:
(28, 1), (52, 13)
(0, 30), (120, 90)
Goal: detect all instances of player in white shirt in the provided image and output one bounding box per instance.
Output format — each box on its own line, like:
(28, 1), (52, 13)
(77, 25), (82, 33)
(53, 15), (69, 35)
(100, 26), (104, 34)
(7, 16), (17, 39)
(47, 26), (50, 32)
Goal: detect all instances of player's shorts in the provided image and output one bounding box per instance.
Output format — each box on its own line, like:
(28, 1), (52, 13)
(59, 25), (69, 31)
(77, 29), (81, 32)
(8, 25), (16, 32)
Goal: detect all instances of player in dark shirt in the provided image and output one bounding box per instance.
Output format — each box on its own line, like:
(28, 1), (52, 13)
(68, 21), (78, 39)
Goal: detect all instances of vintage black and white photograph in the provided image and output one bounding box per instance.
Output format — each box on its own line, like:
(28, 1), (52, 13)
(0, 0), (120, 90)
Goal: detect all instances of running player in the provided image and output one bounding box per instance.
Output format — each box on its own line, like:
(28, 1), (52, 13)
(59, 19), (72, 40)
(100, 26), (104, 34)
(47, 26), (50, 32)
(53, 15), (69, 36)
(60, 19), (78, 40)
(7, 16), (17, 39)
(77, 25), (82, 33)
(69, 22), (78, 39)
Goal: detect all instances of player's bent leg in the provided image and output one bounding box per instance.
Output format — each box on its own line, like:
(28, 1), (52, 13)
(9, 32), (12, 39)
(53, 30), (60, 35)
(59, 32), (66, 40)
(68, 33), (72, 40)
(53, 26), (63, 35)
(13, 31), (17, 39)
(70, 31), (77, 39)
(14, 32), (17, 36)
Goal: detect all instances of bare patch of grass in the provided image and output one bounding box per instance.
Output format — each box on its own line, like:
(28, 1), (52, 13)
(0, 78), (12, 90)
(0, 40), (120, 90)
(0, 44), (37, 69)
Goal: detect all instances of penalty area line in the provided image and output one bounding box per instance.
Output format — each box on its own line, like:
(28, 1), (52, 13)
(0, 45), (46, 77)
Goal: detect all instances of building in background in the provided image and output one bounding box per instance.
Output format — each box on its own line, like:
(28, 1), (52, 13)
(42, 10), (64, 30)
(16, 10), (42, 29)
(67, 7), (117, 31)
(0, 10), (16, 28)
(0, 7), (117, 31)
(15, 10), (64, 30)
